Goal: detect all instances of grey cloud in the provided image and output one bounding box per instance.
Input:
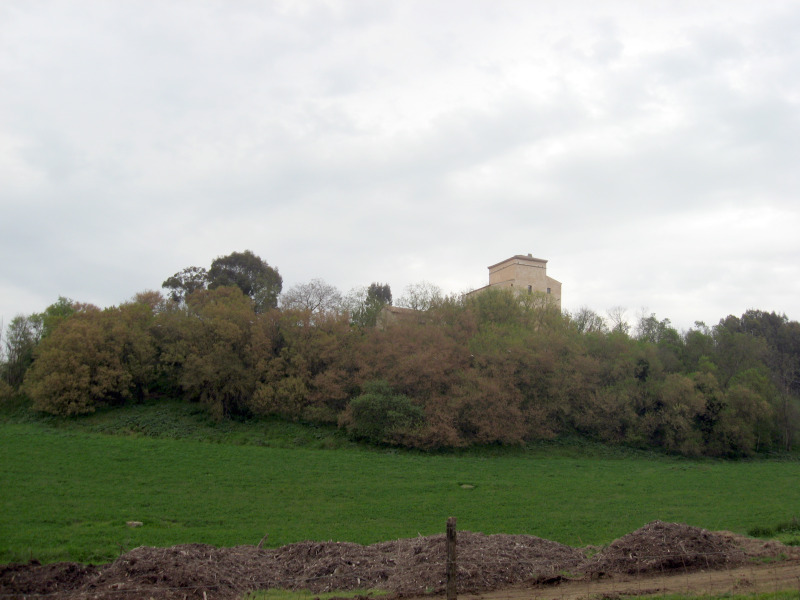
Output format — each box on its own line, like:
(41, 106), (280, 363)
(2, 1), (800, 331)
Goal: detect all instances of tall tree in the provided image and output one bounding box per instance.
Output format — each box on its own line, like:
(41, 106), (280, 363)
(2, 315), (37, 389)
(24, 303), (156, 415)
(280, 278), (343, 316)
(569, 306), (608, 334)
(162, 266), (208, 303)
(367, 282), (392, 306)
(606, 306), (630, 335)
(207, 250), (282, 313)
(177, 286), (258, 419)
(345, 283), (393, 328)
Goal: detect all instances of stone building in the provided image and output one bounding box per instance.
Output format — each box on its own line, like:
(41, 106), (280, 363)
(469, 254), (562, 309)
(377, 305), (427, 328)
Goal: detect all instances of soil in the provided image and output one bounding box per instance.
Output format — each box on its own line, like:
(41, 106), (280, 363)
(1, 521), (798, 600)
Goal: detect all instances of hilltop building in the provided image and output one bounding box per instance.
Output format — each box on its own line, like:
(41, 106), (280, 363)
(377, 305), (427, 328)
(468, 254), (562, 310)
(378, 253), (562, 328)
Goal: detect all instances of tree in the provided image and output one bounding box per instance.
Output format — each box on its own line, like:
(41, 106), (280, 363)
(24, 307), (107, 415)
(280, 278), (343, 316)
(30, 296), (75, 340)
(24, 303), (157, 415)
(607, 306), (630, 335)
(176, 286), (258, 419)
(207, 250), (282, 313)
(712, 316), (768, 386)
(130, 290), (168, 313)
(367, 282), (392, 305)
(356, 317), (467, 402)
(397, 281), (442, 311)
(644, 373), (705, 455)
(468, 287), (524, 326)
(635, 313), (672, 344)
(162, 266), (208, 303)
(250, 308), (355, 422)
(345, 283), (392, 328)
(569, 306), (608, 334)
(340, 380), (424, 445)
(2, 315), (37, 389)
(733, 310), (800, 450)
(682, 322), (715, 373)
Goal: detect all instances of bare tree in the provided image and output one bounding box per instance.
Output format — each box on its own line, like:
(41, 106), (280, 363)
(397, 281), (443, 311)
(280, 278), (343, 316)
(606, 305), (631, 335)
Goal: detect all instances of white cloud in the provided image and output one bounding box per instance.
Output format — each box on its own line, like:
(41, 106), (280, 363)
(1, 0), (799, 331)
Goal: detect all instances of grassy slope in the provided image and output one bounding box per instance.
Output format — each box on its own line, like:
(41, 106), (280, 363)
(1, 401), (799, 564)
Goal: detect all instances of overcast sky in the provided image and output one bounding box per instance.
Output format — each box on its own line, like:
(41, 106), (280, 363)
(2, 1), (799, 333)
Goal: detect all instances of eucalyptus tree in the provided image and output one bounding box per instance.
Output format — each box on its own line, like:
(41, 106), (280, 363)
(208, 250), (282, 313)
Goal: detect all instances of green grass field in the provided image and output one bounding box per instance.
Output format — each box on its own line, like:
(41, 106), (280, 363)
(1, 402), (800, 565)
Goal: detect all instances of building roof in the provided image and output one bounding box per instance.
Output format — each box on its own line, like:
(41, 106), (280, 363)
(487, 254), (548, 270)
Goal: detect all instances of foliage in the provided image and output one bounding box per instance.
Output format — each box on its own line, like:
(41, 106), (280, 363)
(1, 297), (76, 390)
(171, 286), (258, 420)
(2, 314), (38, 388)
(345, 285), (391, 328)
(396, 281), (442, 311)
(367, 282), (392, 305)
(250, 308), (356, 423)
(6, 268), (800, 456)
(162, 266), (208, 303)
(568, 306), (608, 334)
(208, 250), (283, 313)
(23, 301), (156, 416)
(0, 377), (12, 404)
(340, 380), (424, 444)
(607, 305), (631, 335)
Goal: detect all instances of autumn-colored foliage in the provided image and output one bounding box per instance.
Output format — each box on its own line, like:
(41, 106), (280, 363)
(6, 285), (800, 456)
(24, 302), (155, 415)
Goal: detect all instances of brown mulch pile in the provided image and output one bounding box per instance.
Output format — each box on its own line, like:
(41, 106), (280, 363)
(580, 520), (753, 575)
(1, 522), (795, 600)
(0, 561), (98, 597)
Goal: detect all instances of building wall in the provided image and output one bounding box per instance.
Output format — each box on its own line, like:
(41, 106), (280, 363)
(473, 254), (562, 309)
(377, 305), (426, 328)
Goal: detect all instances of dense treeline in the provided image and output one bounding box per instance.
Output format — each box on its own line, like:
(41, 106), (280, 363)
(2, 252), (799, 457)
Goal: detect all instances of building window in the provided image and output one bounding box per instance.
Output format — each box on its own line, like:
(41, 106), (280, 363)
(547, 287), (551, 294)
(527, 285), (532, 294)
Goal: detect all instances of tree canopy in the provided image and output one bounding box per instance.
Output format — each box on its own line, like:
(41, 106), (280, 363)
(208, 250), (282, 312)
(281, 278), (343, 316)
(162, 250), (282, 313)
(162, 266), (208, 303)
(5, 264), (800, 457)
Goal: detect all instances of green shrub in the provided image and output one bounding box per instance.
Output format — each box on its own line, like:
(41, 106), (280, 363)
(0, 378), (12, 404)
(775, 517), (800, 533)
(748, 525), (775, 537)
(340, 380), (424, 444)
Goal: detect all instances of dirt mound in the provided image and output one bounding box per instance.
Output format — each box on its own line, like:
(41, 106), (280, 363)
(0, 523), (794, 600)
(0, 560), (98, 597)
(581, 521), (750, 575)
(370, 532), (585, 594)
(85, 544), (273, 599)
(0, 533), (582, 600)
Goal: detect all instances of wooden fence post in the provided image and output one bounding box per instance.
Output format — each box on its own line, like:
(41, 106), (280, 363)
(446, 517), (457, 600)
